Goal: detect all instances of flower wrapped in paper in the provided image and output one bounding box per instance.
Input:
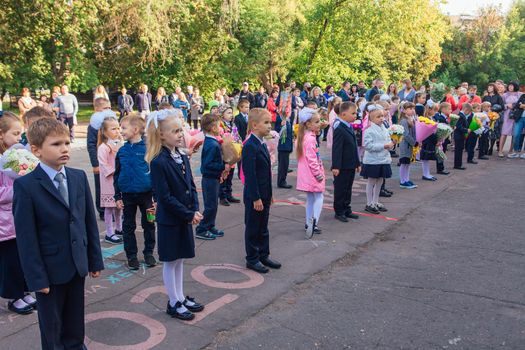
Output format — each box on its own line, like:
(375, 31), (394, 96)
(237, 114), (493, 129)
(263, 130), (279, 165)
(0, 144), (39, 179)
(488, 112), (500, 130)
(221, 133), (242, 165)
(411, 144), (421, 163)
(435, 123), (453, 142)
(448, 114), (459, 128)
(469, 113), (484, 132)
(388, 124), (405, 143)
(293, 123), (299, 137)
(184, 130), (205, 152)
(416, 117), (438, 143)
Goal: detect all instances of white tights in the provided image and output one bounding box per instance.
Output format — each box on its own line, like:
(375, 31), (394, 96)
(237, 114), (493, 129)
(421, 160), (432, 178)
(104, 207), (122, 237)
(163, 259), (187, 311)
(366, 178), (382, 206)
(305, 192), (324, 226)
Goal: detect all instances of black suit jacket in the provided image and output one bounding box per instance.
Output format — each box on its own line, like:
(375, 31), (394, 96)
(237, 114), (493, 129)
(331, 121), (360, 170)
(13, 165), (104, 291)
(454, 112), (469, 140)
(234, 113), (248, 141)
(242, 134), (272, 204)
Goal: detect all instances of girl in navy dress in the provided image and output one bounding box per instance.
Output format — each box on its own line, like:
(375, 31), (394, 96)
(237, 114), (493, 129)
(145, 110), (204, 321)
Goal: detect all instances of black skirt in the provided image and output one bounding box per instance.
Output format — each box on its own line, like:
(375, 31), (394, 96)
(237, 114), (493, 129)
(399, 157), (411, 164)
(0, 239), (28, 299)
(360, 164), (392, 179)
(157, 223), (196, 262)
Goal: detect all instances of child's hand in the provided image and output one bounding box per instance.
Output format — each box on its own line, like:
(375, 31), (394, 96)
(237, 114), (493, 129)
(192, 212), (203, 224)
(384, 142), (394, 149)
(356, 166), (361, 173)
(116, 200), (124, 209)
(37, 287), (50, 294)
(332, 169), (340, 177)
(253, 199), (264, 211)
(225, 164), (231, 172)
(92, 167), (99, 174)
(89, 271), (101, 278)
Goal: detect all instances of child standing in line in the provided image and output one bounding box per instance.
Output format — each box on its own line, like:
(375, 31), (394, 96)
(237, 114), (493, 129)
(360, 105), (394, 214)
(332, 102), (361, 223)
(114, 113), (156, 270)
(479, 102), (492, 159)
(415, 92), (426, 117)
(434, 102), (451, 175)
(218, 105), (241, 206)
(296, 108), (325, 238)
(398, 102), (418, 189)
(196, 114), (229, 240)
(146, 112), (205, 321)
(242, 108), (281, 274)
(465, 103), (479, 165)
(277, 110), (293, 189)
(453, 103), (471, 170)
(0, 112), (36, 315)
(97, 117), (124, 244)
(420, 101), (440, 181)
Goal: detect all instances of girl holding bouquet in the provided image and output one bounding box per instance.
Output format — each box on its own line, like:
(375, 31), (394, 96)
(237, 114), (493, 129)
(398, 103), (418, 189)
(360, 104), (394, 214)
(97, 117), (124, 244)
(420, 102), (440, 181)
(0, 112), (37, 314)
(296, 108), (325, 238)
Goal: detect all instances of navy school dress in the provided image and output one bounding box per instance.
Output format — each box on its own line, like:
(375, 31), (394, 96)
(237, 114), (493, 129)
(149, 147), (198, 262)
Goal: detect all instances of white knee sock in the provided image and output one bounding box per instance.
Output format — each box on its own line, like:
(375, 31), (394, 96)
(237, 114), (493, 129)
(162, 261), (178, 307)
(312, 192), (324, 224)
(421, 160), (432, 178)
(305, 192), (314, 225)
(372, 178), (382, 205)
(366, 178), (376, 206)
(104, 208), (115, 236)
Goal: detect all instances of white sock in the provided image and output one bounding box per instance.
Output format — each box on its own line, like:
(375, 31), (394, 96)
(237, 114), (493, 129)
(421, 160), (431, 178)
(23, 294), (36, 304)
(174, 259), (185, 303)
(312, 192), (324, 224)
(162, 261), (178, 308)
(372, 178), (382, 205)
(366, 178), (375, 206)
(305, 193), (314, 227)
(13, 299), (29, 309)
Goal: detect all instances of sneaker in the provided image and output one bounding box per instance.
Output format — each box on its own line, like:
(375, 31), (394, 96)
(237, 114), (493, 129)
(520, 154), (525, 159)
(128, 257), (140, 270)
(365, 205), (380, 214)
(305, 218), (315, 239)
(144, 255), (157, 267)
(195, 231), (216, 240)
(313, 226), (322, 234)
(209, 227), (224, 237)
(400, 182), (415, 189)
(407, 181), (418, 188)
(375, 203), (388, 212)
(114, 230), (123, 237)
(508, 153), (519, 159)
(105, 235), (123, 244)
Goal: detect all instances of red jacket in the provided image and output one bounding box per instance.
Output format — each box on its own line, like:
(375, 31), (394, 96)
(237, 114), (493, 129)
(458, 94), (481, 112)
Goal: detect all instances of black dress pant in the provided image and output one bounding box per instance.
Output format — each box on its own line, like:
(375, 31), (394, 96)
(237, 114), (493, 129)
(277, 151), (290, 186)
(333, 169), (356, 216)
(122, 192), (156, 259)
(36, 274), (86, 350)
(244, 201), (270, 265)
(466, 133), (478, 162)
(454, 137), (465, 168)
(478, 132), (489, 158)
(93, 173), (104, 216)
(219, 168), (235, 200)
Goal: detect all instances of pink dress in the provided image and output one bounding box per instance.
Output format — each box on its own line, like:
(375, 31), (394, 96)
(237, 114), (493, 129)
(502, 92), (523, 136)
(296, 130), (325, 193)
(0, 172), (15, 242)
(97, 142), (121, 207)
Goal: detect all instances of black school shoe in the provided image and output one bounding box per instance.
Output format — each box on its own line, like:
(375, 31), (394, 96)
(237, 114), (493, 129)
(8, 300), (33, 315)
(219, 198), (230, 206)
(166, 301), (195, 321)
(145, 255), (157, 267)
(209, 227), (224, 237)
(227, 196), (241, 203)
(128, 257), (140, 270)
(379, 189), (392, 197)
(344, 211), (359, 220)
(365, 205), (380, 214)
(183, 296), (204, 312)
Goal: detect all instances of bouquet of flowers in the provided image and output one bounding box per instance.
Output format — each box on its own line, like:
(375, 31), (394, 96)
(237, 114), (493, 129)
(411, 144), (421, 163)
(0, 144), (39, 179)
(184, 129), (205, 152)
(435, 124), (453, 161)
(279, 122), (289, 144)
(449, 114), (459, 128)
(221, 133), (242, 165)
(263, 130), (280, 165)
(416, 116), (438, 143)
(388, 124), (405, 143)
(488, 112), (500, 130)
(469, 113), (484, 135)
(293, 123), (299, 137)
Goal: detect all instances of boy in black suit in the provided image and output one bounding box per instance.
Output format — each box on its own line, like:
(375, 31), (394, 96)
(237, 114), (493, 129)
(234, 99), (250, 178)
(454, 103), (471, 170)
(242, 108), (281, 274)
(331, 102), (361, 222)
(277, 115), (293, 188)
(13, 118), (104, 350)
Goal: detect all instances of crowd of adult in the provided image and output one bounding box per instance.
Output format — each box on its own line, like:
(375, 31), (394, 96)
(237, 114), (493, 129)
(5, 78), (525, 156)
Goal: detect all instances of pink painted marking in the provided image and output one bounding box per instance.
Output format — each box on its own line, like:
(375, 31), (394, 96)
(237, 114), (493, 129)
(130, 286), (167, 304)
(187, 293), (239, 325)
(85, 311), (166, 350)
(190, 263), (264, 289)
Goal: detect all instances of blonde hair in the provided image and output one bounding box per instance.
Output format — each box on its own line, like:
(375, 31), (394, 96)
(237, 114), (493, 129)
(296, 110), (320, 160)
(95, 85), (107, 95)
(121, 113), (145, 134)
(145, 115), (182, 163)
(0, 112), (22, 153)
(97, 118), (119, 148)
(328, 96), (343, 114)
(247, 108), (271, 133)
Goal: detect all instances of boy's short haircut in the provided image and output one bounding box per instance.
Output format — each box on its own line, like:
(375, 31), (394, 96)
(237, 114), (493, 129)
(93, 98), (111, 111)
(121, 113), (145, 133)
(247, 108), (271, 132)
(391, 96), (400, 103)
(238, 99), (250, 108)
(24, 106), (55, 124)
(439, 102), (451, 112)
(472, 102), (481, 110)
(481, 101), (491, 107)
(462, 103), (473, 111)
(28, 118), (69, 148)
(201, 113), (219, 133)
(158, 102), (173, 110)
(469, 85), (477, 91)
(294, 88), (301, 93)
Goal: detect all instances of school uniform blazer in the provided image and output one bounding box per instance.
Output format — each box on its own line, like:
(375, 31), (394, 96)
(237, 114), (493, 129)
(150, 147), (199, 225)
(242, 134), (272, 204)
(331, 121), (360, 170)
(454, 112), (469, 140)
(234, 113), (248, 141)
(12, 165), (104, 292)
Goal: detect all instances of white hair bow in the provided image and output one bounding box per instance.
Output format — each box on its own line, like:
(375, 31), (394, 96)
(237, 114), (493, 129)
(426, 99), (435, 108)
(298, 107), (317, 124)
(145, 109), (182, 131)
